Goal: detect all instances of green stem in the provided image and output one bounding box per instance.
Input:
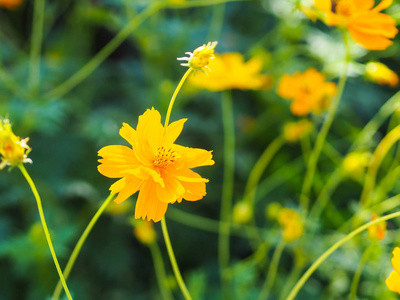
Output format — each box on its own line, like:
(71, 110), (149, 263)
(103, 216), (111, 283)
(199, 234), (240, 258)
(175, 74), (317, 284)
(18, 164), (73, 300)
(52, 193), (115, 300)
(207, 3), (225, 42)
(161, 217), (192, 300)
(219, 90), (235, 299)
(29, 0), (45, 94)
(166, 0), (248, 9)
(164, 68), (193, 128)
(299, 32), (349, 218)
(349, 242), (374, 300)
(258, 239), (286, 300)
(149, 242), (174, 300)
(278, 263), (304, 300)
(286, 210), (400, 300)
(44, 2), (163, 100)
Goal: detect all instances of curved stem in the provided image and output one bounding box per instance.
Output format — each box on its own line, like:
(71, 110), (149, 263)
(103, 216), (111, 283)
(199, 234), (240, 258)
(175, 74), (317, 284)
(161, 217), (192, 300)
(44, 2), (163, 100)
(299, 31), (349, 218)
(286, 210), (400, 300)
(218, 90), (235, 299)
(257, 239), (286, 300)
(164, 68), (193, 128)
(349, 242), (374, 300)
(149, 242), (174, 300)
(18, 164), (73, 300)
(52, 193), (115, 300)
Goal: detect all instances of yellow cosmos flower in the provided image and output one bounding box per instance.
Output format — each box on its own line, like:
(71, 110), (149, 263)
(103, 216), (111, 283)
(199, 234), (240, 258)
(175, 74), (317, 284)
(278, 208), (304, 243)
(0, 118), (32, 170)
(365, 62), (399, 87)
(386, 247), (400, 294)
(177, 41), (217, 72)
(0, 0), (23, 10)
(283, 119), (313, 142)
(367, 213), (386, 241)
(315, 0), (398, 50)
(188, 53), (272, 91)
(277, 68), (337, 116)
(98, 108), (215, 222)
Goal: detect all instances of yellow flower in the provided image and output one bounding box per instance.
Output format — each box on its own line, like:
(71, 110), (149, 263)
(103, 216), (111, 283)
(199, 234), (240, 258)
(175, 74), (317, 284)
(177, 41), (218, 72)
(277, 68), (337, 116)
(232, 201), (253, 224)
(365, 62), (399, 87)
(315, 0), (398, 50)
(0, 118), (32, 169)
(188, 53), (272, 91)
(277, 208), (304, 243)
(0, 0), (23, 10)
(342, 151), (370, 176)
(386, 247), (400, 294)
(367, 213), (386, 241)
(133, 220), (156, 245)
(98, 108), (215, 222)
(283, 119), (313, 142)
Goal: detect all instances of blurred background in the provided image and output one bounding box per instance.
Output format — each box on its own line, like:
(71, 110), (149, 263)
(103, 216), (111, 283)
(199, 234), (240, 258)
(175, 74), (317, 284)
(1, 0), (400, 299)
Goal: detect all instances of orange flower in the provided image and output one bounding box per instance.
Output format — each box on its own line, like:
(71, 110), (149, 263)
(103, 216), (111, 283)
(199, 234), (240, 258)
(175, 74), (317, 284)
(386, 247), (400, 294)
(98, 108), (214, 222)
(365, 62), (399, 87)
(277, 68), (336, 116)
(0, 0), (23, 10)
(277, 208), (304, 242)
(188, 53), (271, 91)
(367, 213), (386, 241)
(315, 0), (398, 50)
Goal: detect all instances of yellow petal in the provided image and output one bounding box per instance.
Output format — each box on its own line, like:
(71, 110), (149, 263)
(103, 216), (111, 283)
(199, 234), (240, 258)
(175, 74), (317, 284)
(124, 166), (165, 188)
(386, 271), (400, 294)
(111, 176), (143, 204)
(136, 108), (164, 155)
(156, 171), (186, 203)
(314, 0), (331, 13)
(165, 118), (187, 145)
(135, 180), (168, 222)
(98, 145), (139, 178)
(372, 0), (393, 13)
(174, 145), (215, 168)
(181, 180), (207, 201)
(349, 27), (394, 50)
(392, 247), (400, 274)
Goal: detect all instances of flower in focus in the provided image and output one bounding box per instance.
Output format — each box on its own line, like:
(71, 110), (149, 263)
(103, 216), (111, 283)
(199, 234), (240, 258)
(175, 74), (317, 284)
(133, 220), (156, 245)
(277, 208), (304, 242)
(365, 62), (399, 87)
(98, 108), (215, 222)
(283, 119), (313, 142)
(386, 247), (400, 294)
(0, 118), (32, 170)
(315, 0), (398, 50)
(367, 213), (386, 241)
(0, 0), (23, 10)
(177, 41), (217, 72)
(277, 68), (337, 116)
(188, 53), (272, 91)
(342, 151), (371, 177)
(232, 201), (253, 224)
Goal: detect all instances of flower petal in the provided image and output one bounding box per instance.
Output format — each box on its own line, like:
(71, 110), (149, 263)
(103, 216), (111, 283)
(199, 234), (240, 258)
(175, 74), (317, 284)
(124, 166), (165, 188)
(174, 145), (215, 169)
(372, 0), (393, 13)
(111, 176), (143, 204)
(392, 247), (400, 274)
(165, 118), (187, 145)
(98, 145), (140, 178)
(156, 170), (186, 203)
(386, 271), (400, 294)
(135, 180), (168, 222)
(348, 27), (394, 50)
(181, 180), (207, 201)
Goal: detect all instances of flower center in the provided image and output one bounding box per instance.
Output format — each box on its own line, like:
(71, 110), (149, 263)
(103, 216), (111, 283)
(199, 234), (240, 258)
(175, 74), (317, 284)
(153, 146), (177, 167)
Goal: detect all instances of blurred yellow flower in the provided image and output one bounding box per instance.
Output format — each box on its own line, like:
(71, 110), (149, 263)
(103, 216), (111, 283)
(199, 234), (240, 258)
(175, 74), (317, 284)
(98, 108), (214, 222)
(266, 202), (282, 220)
(232, 201), (253, 224)
(283, 119), (313, 142)
(386, 247), (400, 294)
(342, 151), (371, 176)
(177, 41), (217, 72)
(277, 68), (337, 116)
(278, 208), (304, 242)
(0, 118), (32, 169)
(367, 213), (386, 241)
(0, 0), (23, 10)
(188, 53), (272, 91)
(133, 220), (156, 245)
(365, 62), (399, 87)
(315, 0), (398, 50)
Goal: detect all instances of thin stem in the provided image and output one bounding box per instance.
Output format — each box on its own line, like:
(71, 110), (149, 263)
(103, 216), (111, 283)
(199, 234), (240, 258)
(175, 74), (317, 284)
(257, 239), (286, 300)
(161, 217), (192, 300)
(166, 0), (248, 9)
(349, 242), (374, 300)
(149, 242), (174, 300)
(18, 164), (73, 300)
(286, 210), (400, 300)
(164, 68), (193, 128)
(52, 193), (115, 300)
(29, 0), (45, 94)
(207, 3), (225, 42)
(299, 31), (349, 218)
(218, 90), (235, 299)
(44, 2), (163, 100)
